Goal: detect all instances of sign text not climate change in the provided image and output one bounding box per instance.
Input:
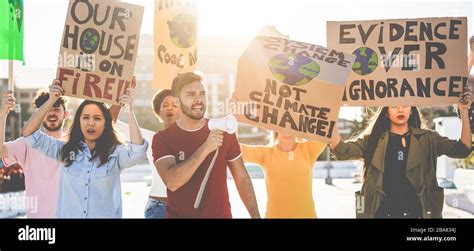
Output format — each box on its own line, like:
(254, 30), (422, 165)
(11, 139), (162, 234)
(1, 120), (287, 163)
(245, 79), (336, 139)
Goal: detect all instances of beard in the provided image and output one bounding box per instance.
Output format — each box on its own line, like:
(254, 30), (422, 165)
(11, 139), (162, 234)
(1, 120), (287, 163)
(180, 101), (205, 120)
(42, 121), (62, 132)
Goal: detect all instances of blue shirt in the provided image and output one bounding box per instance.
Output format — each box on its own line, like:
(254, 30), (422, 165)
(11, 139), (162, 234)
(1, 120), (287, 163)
(26, 130), (148, 218)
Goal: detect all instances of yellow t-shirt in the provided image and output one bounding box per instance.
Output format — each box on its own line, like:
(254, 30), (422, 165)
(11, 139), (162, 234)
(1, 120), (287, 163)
(241, 141), (326, 218)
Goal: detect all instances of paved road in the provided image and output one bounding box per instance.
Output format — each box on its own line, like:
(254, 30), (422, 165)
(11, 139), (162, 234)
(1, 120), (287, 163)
(121, 178), (473, 218)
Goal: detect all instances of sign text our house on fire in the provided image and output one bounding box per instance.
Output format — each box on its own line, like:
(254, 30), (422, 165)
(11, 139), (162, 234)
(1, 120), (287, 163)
(57, 0), (144, 105)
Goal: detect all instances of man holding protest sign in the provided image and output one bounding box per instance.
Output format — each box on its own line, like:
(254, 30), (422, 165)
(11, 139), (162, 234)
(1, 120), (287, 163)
(0, 0), (139, 218)
(152, 72), (260, 218)
(0, 90), (69, 218)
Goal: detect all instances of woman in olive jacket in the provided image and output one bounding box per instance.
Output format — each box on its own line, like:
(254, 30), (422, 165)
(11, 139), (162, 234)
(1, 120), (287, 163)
(329, 86), (472, 218)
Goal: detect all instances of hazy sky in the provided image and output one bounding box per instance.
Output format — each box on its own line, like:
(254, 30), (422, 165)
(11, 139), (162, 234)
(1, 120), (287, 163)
(2, 0), (470, 69)
(0, 0), (473, 120)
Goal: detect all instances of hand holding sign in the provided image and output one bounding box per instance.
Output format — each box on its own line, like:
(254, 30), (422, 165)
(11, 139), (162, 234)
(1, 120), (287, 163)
(458, 85), (472, 111)
(118, 77), (135, 113)
(118, 88), (134, 107)
(49, 79), (65, 101)
(130, 75), (137, 89)
(1, 91), (16, 114)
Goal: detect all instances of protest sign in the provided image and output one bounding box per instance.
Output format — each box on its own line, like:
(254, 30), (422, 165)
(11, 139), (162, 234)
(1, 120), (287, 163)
(327, 17), (468, 106)
(153, 0), (198, 89)
(234, 36), (355, 143)
(57, 0), (144, 105)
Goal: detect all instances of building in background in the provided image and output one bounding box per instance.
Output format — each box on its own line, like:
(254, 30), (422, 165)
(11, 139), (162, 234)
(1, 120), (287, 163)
(0, 79), (38, 141)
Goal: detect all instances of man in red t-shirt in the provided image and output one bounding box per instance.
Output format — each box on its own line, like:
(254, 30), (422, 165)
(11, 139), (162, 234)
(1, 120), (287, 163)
(152, 72), (260, 218)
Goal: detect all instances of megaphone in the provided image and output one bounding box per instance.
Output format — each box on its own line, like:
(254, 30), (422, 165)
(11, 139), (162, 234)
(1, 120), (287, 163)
(208, 114), (237, 134)
(194, 114), (238, 209)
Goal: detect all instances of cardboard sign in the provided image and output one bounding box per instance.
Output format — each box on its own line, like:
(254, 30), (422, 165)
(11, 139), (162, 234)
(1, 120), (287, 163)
(153, 0), (198, 89)
(234, 36), (355, 143)
(327, 17), (468, 106)
(57, 0), (144, 105)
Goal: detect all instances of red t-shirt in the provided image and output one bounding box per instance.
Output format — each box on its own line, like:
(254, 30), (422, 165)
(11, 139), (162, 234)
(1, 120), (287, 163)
(152, 119), (242, 218)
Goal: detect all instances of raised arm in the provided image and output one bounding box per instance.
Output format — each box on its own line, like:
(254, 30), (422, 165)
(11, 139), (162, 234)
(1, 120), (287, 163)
(458, 85), (472, 150)
(110, 76), (137, 123)
(22, 80), (64, 137)
(118, 86), (144, 145)
(328, 126), (367, 160)
(329, 124), (342, 151)
(0, 91), (16, 159)
(239, 144), (265, 165)
(112, 86), (148, 171)
(109, 105), (121, 124)
(434, 86), (472, 158)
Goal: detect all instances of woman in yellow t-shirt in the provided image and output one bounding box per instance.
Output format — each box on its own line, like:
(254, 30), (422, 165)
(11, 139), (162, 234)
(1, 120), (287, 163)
(240, 132), (326, 218)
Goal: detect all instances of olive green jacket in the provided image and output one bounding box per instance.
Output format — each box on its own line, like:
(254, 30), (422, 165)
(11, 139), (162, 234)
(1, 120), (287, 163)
(333, 127), (472, 218)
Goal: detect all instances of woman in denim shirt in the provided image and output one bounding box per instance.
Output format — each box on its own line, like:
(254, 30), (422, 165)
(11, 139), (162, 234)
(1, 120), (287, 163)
(22, 79), (148, 218)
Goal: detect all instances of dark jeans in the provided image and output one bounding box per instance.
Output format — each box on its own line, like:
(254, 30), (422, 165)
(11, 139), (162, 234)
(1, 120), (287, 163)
(144, 198), (167, 219)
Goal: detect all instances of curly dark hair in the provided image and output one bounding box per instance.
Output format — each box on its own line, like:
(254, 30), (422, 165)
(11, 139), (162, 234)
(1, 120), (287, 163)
(151, 89), (173, 119)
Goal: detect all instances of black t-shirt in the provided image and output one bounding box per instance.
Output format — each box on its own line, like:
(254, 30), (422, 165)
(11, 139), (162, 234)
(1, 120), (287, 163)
(375, 131), (422, 218)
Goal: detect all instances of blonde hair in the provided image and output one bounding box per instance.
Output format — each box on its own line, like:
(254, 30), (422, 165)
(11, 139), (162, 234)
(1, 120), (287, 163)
(171, 71), (204, 97)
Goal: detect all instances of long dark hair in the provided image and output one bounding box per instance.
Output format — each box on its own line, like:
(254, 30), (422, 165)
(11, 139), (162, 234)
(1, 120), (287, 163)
(61, 100), (124, 167)
(358, 106), (425, 179)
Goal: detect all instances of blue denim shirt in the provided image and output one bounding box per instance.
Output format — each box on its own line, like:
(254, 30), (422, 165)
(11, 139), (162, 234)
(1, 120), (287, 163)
(26, 130), (148, 218)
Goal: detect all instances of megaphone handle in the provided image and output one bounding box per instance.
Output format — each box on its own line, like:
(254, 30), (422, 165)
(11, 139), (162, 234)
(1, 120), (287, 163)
(194, 148), (220, 209)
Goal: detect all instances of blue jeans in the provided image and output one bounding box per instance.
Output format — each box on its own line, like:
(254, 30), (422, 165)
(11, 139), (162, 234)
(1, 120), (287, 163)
(144, 198), (167, 219)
